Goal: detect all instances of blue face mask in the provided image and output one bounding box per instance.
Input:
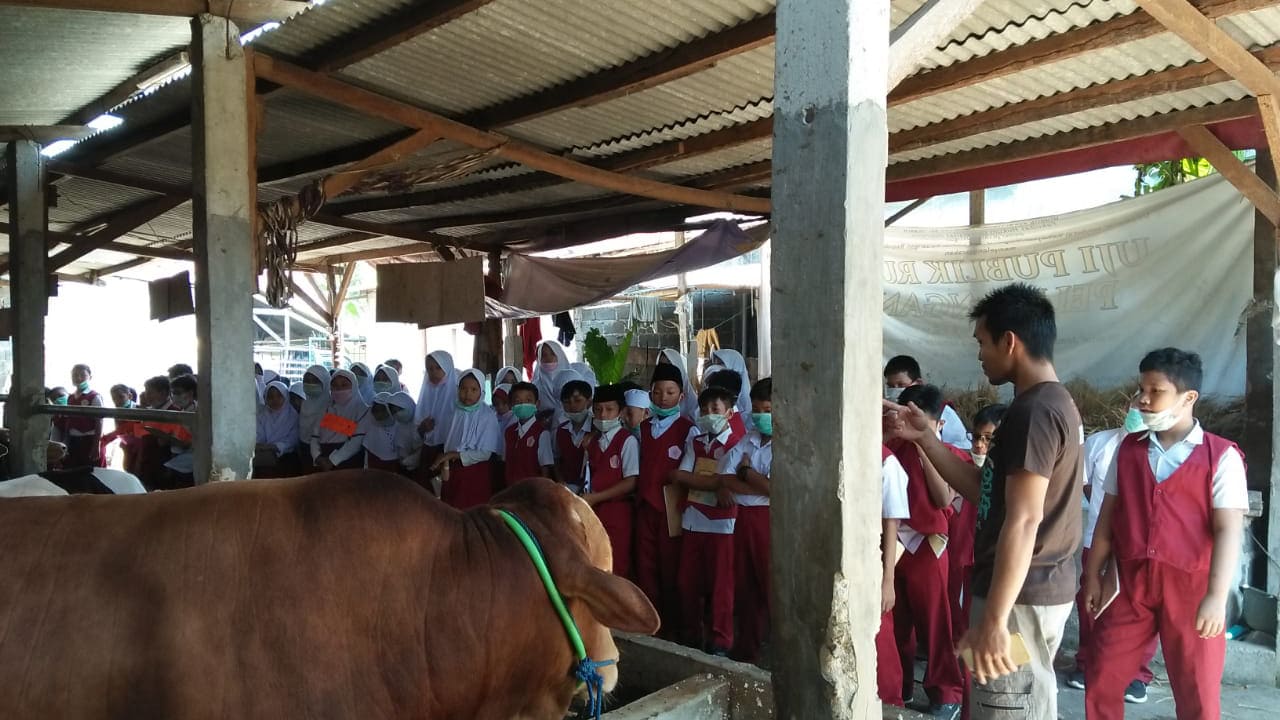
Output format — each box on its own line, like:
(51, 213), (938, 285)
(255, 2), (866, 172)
(752, 412), (773, 436)
(1123, 407), (1146, 434)
(651, 404), (680, 419)
(512, 403), (538, 421)
(76, 381), (90, 394)
(455, 399), (481, 413)
(373, 381), (394, 394)
(53, 395), (69, 406)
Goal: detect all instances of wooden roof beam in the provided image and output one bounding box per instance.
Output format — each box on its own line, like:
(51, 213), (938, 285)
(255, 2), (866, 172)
(0, 0), (309, 25)
(305, 0), (498, 72)
(319, 130), (440, 200)
(888, 0), (986, 90)
(1176, 123), (1280, 223)
(47, 193), (187, 271)
(253, 54), (771, 214)
(1134, 0), (1280, 98)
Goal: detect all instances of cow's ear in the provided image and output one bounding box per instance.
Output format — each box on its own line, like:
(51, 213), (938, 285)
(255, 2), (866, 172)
(563, 567), (660, 634)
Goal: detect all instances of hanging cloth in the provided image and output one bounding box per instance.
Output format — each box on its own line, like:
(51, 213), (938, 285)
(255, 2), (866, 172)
(553, 312), (577, 346)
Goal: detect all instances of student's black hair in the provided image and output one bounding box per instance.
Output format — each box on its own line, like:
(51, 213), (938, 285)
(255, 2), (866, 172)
(1139, 347), (1203, 393)
(883, 355), (922, 381)
(705, 369), (743, 397)
(109, 384), (137, 401)
(896, 383), (944, 420)
(750, 377), (772, 402)
(45, 386), (67, 401)
(168, 363), (194, 378)
(171, 374), (198, 398)
(254, 362), (263, 376)
(697, 385), (736, 411)
(560, 380), (593, 402)
(968, 283), (1056, 361)
(618, 380), (644, 395)
(972, 403), (1008, 429)
(510, 381), (540, 402)
(144, 375), (171, 396)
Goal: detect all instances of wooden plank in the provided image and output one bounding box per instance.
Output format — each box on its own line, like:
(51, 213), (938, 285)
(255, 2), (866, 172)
(0, 125), (93, 143)
(1177, 124), (1280, 223)
(888, 0), (986, 90)
(0, 0), (308, 25)
(48, 193), (187, 270)
(85, 256), (152, 280)
(1134, 0), (1280, 98)
(1258, 95), (1280, 177)
(289, 277), (333, 325)
(320, 130), (440, 199)
(333, 263), (356, 314)
(462, 13), (776, 129)
(253, 54), (772, 214)
(969, 189), (984, 226)
(258, 130), (418, 184)
(889, 0), (1273, 106)
(307, 0), (496, 72)
(318, 243), (438, 265)
(885, 196), (931, 226)
(887, 98), (1258, 182)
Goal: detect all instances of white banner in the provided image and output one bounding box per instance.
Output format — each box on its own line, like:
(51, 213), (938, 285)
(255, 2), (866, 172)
(883, 172), (1254, 397)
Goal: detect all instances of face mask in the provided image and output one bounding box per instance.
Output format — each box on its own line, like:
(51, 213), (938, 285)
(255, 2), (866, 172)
(885, 386), (904, 401)
(513, 403), (538, 421)
(751, 412), (773, 436)
(394, 409), (414, 424)
(76, 381), (90, 393)
(120, 400), (135, 409)
(303, 383), (323, 399)
(651, 404), (680, 419)
(970, 452), (987, 468)
(456, 399), (481, 413)
(629, 426), (642, 439)
(1123, 406), (1147, 434)
(172, 395), (193, 409)
(373, 411), (396, 428)
(1139, 406), (1181, 433)
(594, 418), (621, 433)
(697, 414), (728, 436)
(330, 389), (353, 405)
(373, 381), (394, 393)
(566, 409), (590, 425)
(53, 395), (69, 406)
(541, 360), (559, 374)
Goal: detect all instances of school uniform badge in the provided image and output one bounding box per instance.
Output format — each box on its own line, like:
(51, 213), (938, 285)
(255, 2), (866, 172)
(609, 456), (620, 469)
(668, 446), (681, 460)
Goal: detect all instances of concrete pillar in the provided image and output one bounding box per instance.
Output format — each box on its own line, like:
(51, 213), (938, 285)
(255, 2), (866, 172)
(1249, 151), (1277, 593)
(191, 14), (256, 482)
(5, 140), (50, 476)
(771, 0), (888, 716)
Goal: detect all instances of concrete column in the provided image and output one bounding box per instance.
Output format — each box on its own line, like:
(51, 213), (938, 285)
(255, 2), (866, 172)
(1249, 151), (1277, 593)
(191, 14), (255, 482)
(771, 0), (888, 716)
(6, 140), (50, 475)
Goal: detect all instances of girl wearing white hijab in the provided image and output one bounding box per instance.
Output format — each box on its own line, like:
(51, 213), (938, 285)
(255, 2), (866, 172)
(434, 369), (502, 509)
(350, 362), (376, 405)
(495, 365), (523, 387)
(493, 383), (517, 433)
(389, 391), (423, 473)
(657, 348), (699, 420)
(710, 349), (753, 417)
(311, 368), (369, 471)
(372, 364), (400, 396)
(364, 392), (408, 475)
(297, 365), (330, 472)
(287, 381), (306, 414)
(255, 380), (300, 478)
(415, 350), (459, 450)
(532, 340), (570, 413)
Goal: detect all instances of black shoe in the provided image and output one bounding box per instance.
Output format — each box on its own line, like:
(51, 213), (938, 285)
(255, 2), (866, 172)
(1065, 670), (1086, 690)
(929, 703), (961, 720)
(709, 646), (731, 658)
(1124, 680), (1148, 704)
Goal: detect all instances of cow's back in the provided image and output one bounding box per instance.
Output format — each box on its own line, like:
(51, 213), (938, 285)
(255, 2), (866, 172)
(0, 473), (443, 720)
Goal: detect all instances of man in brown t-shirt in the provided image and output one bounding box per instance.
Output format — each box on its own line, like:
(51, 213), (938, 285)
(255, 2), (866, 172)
(885, 283), (1082, 720)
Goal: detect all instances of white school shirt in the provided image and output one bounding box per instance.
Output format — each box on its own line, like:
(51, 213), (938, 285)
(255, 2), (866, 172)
(582, 426), (640, 492)
(1083, 427), (1124, 548)
(728, 430), (772, 507)
(939, 404), (971, 450)
(881, 453), (910, 521)
(1102, 422), (1248, 510)
(507, 417), (555, 467)
(678, 427), (738, 534)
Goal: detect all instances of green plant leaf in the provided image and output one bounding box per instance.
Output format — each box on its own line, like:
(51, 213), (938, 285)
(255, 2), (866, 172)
(608, 331), (633, 385)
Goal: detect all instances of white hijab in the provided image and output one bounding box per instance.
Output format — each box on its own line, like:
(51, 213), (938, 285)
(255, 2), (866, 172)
(318, 368), (370, 444)
(388, 391), (421, 458)
(496, 365), (523, 386)
(658, 348), (699, 420)
(701, 363), (725, 389)
(493, 383), (516, 431)
(257, 381), (299, 447)
(533, 340), (570, 412)
(351, 362), (376, 404)
(570, 362), (597, 389)
(415, 350), (459, 446)
(550, 367), (589, 428)
(373, 364), (400, 396)
(710, 349), (753, 429)
(444, 369), (502, 456)
(298, 365), (330, 442)
(363, 391), (400, 461)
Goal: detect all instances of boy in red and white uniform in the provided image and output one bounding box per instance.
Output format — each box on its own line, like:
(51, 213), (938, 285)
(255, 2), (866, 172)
(671, 386), (744, 656)
(878, 442), (912, 706)
(635, 362), (698, 636)
(582, 384), (640, 579)
(553, 379), (593, 493)
(1085, 348), (1247, 720)
(888, 384), (970, 718)
(502, 382), (555, 488)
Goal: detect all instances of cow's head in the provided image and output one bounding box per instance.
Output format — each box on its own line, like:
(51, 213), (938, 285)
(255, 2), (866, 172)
(489, 479), (659, 694)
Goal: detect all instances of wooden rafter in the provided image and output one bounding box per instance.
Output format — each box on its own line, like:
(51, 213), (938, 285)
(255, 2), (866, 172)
(0, 0), (309, 25)
(258, 131), (418, 185)
(0, 125), (93, 143)
(1176, 124), (1280, 223)
(885, 197), (932, 226)
(60, 51), (189, 126)
(47, 193), (186, 271)
(306, 0), (497, 71)
(288, 277), (333, 325)
(253, 54), (771, 214)
(1133, 0), (1280, 98)
(887, 0), (986, 90)
(319, 130), (441, 200)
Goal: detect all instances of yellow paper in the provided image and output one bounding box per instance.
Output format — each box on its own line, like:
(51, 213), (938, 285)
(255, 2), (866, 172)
(693, 456), (718, 476)
(687, 489), (718, 506)
(662, 484), (686, 538)
(959, 632), (1031, 669)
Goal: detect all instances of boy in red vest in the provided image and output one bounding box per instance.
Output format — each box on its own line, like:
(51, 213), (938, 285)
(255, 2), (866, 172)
(502, 382), (554, 488)
(950, 404), (1006, 644)
(55, 364), (104, 467)
(671, 385), (743, 656)
(582, 384), (639, 579)
(1084, 348), (1247, 720)
(635, 362), (698, 637)
(553, 379), (593, 492)
(722, 378), (773, 664)
(878, 442), (912, 706)
(889, 383), (970, 718)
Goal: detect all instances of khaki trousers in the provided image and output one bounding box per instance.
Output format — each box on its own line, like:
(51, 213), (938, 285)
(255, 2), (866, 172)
(968, 596), (1073, 720)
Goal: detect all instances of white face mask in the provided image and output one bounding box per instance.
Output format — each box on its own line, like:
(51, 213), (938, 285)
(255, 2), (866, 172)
(1138, 393), (1190, 433)
(885, 386), (905, 402)
(970, 452), (987, 468)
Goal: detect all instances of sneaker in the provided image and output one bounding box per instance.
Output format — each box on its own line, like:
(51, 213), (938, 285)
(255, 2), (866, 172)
(929, 703), (961, 720)
(1065, 670), (1086, 690)
(1124, 680), (1148, 704)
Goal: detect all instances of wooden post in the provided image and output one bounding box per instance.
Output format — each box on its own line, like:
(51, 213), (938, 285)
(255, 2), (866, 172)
(5, 140), (50, 476)
(969, 188), (985, 226)
(772, 0), (888, 715)
(1249, 152), (1278, 594)
(191, 14), (256, 482)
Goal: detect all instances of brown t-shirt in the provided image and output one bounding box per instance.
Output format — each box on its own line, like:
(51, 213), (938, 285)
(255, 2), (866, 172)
(971, 381), (1083, 606)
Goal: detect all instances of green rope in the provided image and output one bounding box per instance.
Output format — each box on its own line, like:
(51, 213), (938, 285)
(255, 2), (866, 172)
(496, 509), (587, 660)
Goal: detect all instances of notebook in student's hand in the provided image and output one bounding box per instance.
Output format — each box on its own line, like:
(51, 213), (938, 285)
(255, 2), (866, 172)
(958, 632), (1031, 669)
(693, 456), (718, 476)
(1092, 556), (1122, 619)
(662, 484), (686, 538)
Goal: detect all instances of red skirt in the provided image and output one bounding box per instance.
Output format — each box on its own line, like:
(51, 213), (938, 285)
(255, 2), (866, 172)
(441, 460), (492, 510)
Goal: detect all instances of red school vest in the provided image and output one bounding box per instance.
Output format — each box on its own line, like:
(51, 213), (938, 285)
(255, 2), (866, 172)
(504, 422), (545, 487)
(55, 390), (102, 435)
(556, 424), (587, 485)
(1112, 431), (1242, 572)
(886, 438), (966, 536)
(638, 416), (696, 511)
(685, 433), (742, 522)
(586, 429), (633, 497)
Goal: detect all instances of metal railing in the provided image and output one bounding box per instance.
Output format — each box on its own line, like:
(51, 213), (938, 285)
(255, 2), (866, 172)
(29, 403), (196, 426)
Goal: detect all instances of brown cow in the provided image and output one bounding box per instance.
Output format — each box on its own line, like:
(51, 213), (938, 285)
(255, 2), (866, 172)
(0, 472), (658, 719)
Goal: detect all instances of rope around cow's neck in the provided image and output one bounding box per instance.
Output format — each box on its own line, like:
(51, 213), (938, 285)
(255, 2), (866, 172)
(496, 510), (615, 720)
